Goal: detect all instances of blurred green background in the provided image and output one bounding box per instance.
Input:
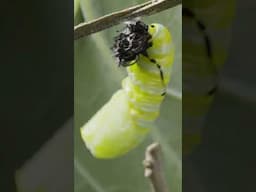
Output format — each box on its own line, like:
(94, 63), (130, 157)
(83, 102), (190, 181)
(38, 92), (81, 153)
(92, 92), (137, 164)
(74, 1), (181, 192)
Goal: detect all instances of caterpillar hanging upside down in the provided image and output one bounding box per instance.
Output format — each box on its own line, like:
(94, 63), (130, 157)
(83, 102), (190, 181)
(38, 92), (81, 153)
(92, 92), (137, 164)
(80, 20), (175, 159)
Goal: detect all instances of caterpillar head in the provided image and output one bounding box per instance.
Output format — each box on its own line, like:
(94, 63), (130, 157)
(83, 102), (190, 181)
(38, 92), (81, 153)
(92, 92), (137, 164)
(112, 20), (154, 67)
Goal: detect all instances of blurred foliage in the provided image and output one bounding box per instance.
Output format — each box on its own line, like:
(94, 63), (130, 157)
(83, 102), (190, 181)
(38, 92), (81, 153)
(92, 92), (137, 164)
(74, 1), (181, 192)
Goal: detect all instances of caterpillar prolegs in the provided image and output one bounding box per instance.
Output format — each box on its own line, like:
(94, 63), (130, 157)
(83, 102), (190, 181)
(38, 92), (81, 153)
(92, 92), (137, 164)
(80, 21), (174, 159)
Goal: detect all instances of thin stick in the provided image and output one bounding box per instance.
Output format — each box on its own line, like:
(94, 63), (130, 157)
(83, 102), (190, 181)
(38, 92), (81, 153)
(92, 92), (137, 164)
(74, 0), (181, 40)
(143, 142), (169, 192)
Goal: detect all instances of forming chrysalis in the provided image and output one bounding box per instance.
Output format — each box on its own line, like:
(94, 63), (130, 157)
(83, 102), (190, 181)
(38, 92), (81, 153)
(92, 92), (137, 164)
(80, 20), (175, 158)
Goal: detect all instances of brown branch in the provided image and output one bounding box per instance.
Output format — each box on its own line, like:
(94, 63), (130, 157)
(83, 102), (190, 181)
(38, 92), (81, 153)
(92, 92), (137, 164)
(74, 0), (181, 40)
(143, 142), (169, 192)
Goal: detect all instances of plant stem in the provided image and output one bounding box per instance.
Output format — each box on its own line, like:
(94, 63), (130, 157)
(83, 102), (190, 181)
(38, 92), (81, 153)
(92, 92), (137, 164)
(143, 142), (169, 192)
(74, 0), (181, 40)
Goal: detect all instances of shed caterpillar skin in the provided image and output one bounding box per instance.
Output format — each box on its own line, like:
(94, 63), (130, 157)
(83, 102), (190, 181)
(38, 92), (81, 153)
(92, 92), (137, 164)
(80, 21), (174, 158)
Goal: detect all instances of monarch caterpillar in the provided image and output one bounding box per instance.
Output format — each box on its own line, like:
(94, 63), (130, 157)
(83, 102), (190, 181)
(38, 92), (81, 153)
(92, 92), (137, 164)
(80, 20), (174, 159)
(182, 1), (236, 154)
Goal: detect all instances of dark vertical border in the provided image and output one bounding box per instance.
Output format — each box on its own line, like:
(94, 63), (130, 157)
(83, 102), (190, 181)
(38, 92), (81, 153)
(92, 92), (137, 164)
(183, 1), (256, 192)
(1, 0), (73, 191)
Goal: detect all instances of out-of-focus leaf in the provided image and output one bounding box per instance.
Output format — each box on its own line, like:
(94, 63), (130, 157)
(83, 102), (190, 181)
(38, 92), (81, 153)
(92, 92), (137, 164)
(74, 0), (83, 25)
(75, 1), (181, 192)
(74, 0), (80, 18)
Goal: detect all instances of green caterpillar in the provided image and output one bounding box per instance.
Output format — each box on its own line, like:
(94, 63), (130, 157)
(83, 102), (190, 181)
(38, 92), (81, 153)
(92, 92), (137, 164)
(80, 21), (175, 159)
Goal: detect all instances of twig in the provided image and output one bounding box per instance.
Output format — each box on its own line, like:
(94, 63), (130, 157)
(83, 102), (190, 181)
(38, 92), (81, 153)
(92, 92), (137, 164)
(74, 0), (181, 40)
(143, 142), (169, 192)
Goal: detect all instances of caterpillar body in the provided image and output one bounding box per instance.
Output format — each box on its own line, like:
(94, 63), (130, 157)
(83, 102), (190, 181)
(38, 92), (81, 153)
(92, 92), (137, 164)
(80, 21), (174, 159)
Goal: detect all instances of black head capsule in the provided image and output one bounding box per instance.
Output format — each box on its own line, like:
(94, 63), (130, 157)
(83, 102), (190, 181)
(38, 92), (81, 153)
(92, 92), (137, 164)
(112, 20), (152, 67)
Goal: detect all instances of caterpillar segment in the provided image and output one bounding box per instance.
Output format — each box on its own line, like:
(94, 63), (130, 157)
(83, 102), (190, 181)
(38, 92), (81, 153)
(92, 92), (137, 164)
(80, 22), (174, 159)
